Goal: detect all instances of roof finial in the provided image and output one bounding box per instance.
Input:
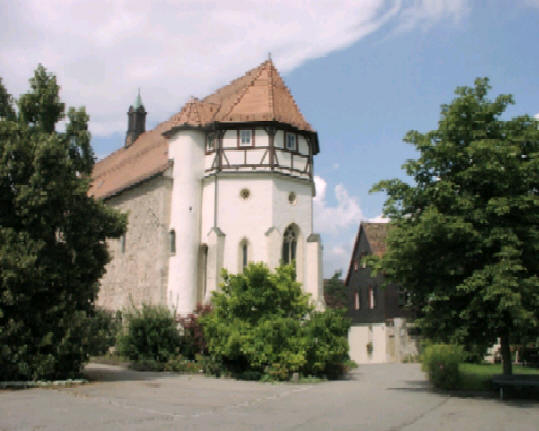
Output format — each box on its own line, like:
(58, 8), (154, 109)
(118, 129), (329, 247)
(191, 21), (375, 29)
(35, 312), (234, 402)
(134, 88), (143, 109)
(268, 52), (272, 61)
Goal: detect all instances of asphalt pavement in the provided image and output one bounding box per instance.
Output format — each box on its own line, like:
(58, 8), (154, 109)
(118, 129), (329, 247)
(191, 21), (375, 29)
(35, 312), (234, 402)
(1, 362), (537, 430)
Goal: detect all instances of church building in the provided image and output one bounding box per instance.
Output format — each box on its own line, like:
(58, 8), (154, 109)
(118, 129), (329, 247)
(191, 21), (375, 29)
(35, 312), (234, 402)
(90, 59), (324, 315)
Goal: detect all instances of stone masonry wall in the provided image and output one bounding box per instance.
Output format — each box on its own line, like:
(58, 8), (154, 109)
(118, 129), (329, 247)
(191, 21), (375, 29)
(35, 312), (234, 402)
(96, 172), (172, 311)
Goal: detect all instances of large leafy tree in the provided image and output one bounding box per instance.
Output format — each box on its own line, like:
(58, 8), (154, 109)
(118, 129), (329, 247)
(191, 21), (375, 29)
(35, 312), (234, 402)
(0, 65), (126, 380)
(371, 78), (538, 375)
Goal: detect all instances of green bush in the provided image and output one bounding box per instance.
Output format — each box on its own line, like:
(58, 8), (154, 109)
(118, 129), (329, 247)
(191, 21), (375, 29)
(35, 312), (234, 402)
(200, 263), (351, 380)
(87, 309), (122, 356)
(117, 305), (180, 363)
(422, 343), (464, 390)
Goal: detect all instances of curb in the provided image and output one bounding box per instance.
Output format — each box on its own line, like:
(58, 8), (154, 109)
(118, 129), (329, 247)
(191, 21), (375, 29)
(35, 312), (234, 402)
(0, 379), (88, 389)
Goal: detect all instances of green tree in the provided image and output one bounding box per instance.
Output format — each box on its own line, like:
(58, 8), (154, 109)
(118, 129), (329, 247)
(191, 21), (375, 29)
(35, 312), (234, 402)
(200, 263), (351, 380)
(371, 78), (538, 375)
(0, 65), (126, 380)
(324, 270), (348, 309)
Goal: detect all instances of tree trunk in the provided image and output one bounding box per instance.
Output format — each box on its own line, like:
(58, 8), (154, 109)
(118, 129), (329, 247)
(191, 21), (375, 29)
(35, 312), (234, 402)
(500, 333), (512, 375)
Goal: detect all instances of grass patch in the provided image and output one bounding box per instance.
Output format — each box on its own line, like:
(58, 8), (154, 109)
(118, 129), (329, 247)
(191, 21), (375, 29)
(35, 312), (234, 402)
(458, 363), (539, 391)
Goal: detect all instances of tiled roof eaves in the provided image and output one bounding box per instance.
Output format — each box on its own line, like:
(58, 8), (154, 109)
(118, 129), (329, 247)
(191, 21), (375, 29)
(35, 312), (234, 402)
(97, 161), (172, 200)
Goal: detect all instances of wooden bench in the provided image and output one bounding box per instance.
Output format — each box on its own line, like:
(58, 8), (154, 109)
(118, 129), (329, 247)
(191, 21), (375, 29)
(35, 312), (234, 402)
(491, 374), (539, 400)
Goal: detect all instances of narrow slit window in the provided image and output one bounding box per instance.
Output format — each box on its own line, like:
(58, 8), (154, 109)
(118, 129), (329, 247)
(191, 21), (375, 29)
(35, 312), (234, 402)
(242, 242), (248, 269)
(121, 234), (126, 253)
(354, 292), (360, 310)
(169, 229), (176, 254)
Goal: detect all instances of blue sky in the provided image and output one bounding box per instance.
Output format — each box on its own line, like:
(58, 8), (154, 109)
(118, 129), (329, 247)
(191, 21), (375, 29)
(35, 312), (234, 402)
(1, 1), (538, 277)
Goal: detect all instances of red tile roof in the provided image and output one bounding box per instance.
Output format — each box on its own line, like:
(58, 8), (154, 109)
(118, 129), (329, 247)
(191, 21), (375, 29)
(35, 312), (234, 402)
(90, 60), (314, 199)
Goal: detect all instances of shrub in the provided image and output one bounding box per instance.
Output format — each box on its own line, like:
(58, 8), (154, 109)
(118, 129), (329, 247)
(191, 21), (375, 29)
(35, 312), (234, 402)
(200, 263), (351, 380)
(421, 343), (464, 390)
(87, 309), (122, 356)
(176, 304), (211, 359)
(302, 308), (351, 379)
(164, 355), (202, 373)
(117, 305), (180, 363)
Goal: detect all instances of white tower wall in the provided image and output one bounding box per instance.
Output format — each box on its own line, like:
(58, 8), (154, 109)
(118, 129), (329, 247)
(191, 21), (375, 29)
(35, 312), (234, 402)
(167, 130), (205, 314)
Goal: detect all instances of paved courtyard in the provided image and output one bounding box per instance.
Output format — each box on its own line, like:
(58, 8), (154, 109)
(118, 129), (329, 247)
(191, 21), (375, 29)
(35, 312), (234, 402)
(1, 363), (537, 430)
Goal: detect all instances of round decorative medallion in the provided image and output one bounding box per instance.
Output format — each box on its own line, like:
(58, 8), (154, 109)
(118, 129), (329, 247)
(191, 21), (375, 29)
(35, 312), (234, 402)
(288, 191), (297, 205)
(240, 188), (251, 200)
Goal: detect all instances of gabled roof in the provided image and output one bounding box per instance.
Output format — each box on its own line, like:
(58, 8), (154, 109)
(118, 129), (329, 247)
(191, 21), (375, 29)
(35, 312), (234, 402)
(344, 222), (390, 286)
(90, 59), (315, 199)
(89, 121), (172, 199)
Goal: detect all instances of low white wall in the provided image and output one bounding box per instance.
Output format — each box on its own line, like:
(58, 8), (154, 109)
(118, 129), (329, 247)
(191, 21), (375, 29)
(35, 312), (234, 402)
(348, 324), (386, 364)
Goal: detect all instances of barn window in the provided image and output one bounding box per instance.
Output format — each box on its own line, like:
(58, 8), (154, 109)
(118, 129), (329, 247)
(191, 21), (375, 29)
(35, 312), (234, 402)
(368, 286), (376, 309)
(354, 292), (360, 310)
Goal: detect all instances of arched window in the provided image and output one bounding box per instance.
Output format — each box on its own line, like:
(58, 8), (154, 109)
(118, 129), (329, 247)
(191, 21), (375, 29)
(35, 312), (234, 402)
(169, 229), (176, 254)
(282, 225), (297, 265)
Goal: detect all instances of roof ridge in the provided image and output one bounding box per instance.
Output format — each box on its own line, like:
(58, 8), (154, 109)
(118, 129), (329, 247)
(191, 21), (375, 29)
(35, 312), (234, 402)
(268, 61), (275, 119)
(219, 61), (267, 121)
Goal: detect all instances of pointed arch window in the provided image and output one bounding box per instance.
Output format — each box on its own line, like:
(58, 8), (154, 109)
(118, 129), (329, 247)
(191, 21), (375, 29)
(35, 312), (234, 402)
(282, 225), (297, 265)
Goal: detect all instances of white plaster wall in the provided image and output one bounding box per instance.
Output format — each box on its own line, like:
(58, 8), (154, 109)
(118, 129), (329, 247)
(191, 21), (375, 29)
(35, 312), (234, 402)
(225, 150), (243, 165)
(274, 130), (284, 148)
(200, 171), (317, 299)
(298, 136), (309, 155)
(167, 130), (205, 314)
(204, 152), (215, 171)
(294, 156), (308, 172)
(272, 177), (313, 287)
(222, 130), (237, 147)
(254, 129), (268, 147)
(246, 148), (266, 165)
(215, 175), (274, 271)
(348, 324), (387, 364)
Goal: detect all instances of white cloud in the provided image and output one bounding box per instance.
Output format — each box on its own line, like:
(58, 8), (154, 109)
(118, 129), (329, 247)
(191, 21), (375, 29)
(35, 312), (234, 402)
(395, 0), (469, 33)
(368, 214), (390, 223)
(1, 0), (468, 137)
(313, 176), (364, 234)
(534, 113), (539, 120)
